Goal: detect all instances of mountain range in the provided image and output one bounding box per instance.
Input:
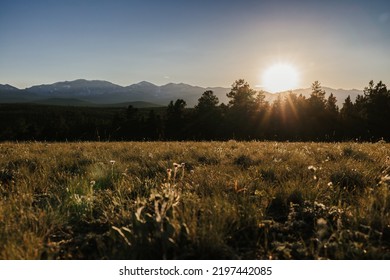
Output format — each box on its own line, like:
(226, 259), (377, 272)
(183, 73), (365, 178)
(0, 79), (363, 108)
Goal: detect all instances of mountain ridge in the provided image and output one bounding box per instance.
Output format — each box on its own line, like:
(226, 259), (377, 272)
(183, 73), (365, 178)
(0, 79), (363, 107)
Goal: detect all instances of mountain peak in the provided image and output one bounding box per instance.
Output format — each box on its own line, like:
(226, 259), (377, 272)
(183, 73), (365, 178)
(0, 84), (19, 91)
(26, 79), (125, 96)
(134, 81), (157, 87)
(162, 82), (199, 88)
(56, 79), (121, 87)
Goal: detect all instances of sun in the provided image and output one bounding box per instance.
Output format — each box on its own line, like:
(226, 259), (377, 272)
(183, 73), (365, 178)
(262, 63), (299, 93)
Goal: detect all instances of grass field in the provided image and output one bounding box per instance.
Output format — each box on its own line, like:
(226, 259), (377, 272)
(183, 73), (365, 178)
(0, 141), (389, 259)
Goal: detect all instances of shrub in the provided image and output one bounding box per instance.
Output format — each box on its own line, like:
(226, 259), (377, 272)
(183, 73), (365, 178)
(197, 156), (219, 165)
(266, 194), (289, 222)
(260, 168), (277, 182)
(233, 155), (254, 169)
(330, 168), (365, 191)
(342, 146), (370, 161)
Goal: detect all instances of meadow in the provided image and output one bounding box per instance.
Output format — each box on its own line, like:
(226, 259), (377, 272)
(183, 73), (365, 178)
(0, 141), (389, 259)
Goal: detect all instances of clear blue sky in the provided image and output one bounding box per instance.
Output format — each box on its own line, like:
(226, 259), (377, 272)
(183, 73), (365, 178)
(1, 0), (389, 89)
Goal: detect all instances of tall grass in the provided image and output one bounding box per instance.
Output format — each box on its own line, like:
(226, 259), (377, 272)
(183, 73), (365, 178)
(0, 141), (389, 259)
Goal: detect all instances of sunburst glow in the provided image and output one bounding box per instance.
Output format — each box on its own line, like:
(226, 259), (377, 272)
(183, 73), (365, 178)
(262, 63), (299, 93)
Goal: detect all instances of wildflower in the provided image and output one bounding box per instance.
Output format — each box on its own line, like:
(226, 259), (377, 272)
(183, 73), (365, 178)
(258, 219), (273, 228)
(327, 182), (333, 188)
(254, 190), (264, 196)
(317, 218), (327, 227)
(72, 194), (82, 204)
(308, 165), (317, 172)
(180, 163), (185, 179)
(109, 160), (116, 177)
(317, 218), (328, 240)
(90, 180), (96, 186)
(172, 163), (180, 181)
(314, 201), (326, 210)
(167, 168), (172, 181)
(377, 138), (386, 144)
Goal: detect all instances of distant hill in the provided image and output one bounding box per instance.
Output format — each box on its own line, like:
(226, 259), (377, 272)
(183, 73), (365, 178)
(101, 101), (165, 108)
(31, 98), (96, 107)
(0, 79), (363, 107)
(28, 98), (164, 108)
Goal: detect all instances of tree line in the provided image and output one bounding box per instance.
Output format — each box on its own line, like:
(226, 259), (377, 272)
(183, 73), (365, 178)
(0, 79), (389, 142)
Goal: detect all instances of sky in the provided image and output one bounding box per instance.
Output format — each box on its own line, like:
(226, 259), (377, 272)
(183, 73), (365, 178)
(0, 0), (389, 90)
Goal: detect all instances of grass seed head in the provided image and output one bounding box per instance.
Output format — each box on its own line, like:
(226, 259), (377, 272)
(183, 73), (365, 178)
(380, 174), (390, 185)
(167, 168), (172, 181)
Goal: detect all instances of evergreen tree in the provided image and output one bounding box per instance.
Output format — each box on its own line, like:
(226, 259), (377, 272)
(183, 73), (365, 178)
(340, 95), (364, 140)
(307, 81), (327, 140)
(226, 79), (257, 139)
(324, 93), (339, 140)
(193, 90), (222, 139)
(361, 81), (390, 139)
(195, 90), (219, 112)
(166, 99), (187, 139)
(326, 93), (338, 113)
(227, 79), (257, 109)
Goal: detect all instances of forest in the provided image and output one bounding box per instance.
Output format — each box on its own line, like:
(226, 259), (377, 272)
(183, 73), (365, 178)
(0, 80), (389, 142)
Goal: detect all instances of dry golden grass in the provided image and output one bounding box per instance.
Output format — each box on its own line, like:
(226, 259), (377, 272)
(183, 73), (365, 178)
(0, 141), (389, 259)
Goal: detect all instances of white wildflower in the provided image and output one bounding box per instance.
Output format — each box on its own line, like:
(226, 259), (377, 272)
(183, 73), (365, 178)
(109, 160), (116, 177)
(317, 218), (327, 227)
(314, 201), (326, 210)
(308, 165), (317, 172)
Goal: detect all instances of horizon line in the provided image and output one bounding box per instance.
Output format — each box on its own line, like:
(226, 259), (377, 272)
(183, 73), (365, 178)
(0, 78), (366, 92)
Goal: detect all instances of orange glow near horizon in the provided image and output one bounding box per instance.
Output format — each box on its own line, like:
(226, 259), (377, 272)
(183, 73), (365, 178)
(262, 63), (299, 93)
